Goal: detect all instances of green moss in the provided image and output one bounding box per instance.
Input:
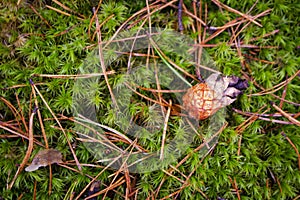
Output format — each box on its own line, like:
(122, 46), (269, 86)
(0, 0), (299, 199)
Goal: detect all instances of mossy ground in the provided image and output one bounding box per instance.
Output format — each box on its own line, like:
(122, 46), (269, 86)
(0, 0), (299, 199)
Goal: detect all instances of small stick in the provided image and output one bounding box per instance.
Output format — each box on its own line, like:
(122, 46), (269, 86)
(178, 0), (184, 33)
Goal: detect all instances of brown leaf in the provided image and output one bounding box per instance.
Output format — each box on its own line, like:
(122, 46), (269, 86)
(25, 149), (63, 172)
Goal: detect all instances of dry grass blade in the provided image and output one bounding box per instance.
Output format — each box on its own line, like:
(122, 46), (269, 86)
(88, 0), (102, 40)
(91, 14), (115, 41)
(229, 9), (271, 44)
(233, 108), (295, 125)
(134, 84), (186, 93)
(251, 70), (300, 99)
(235, 106), (266, 134)
(8, 107), (37, 189)
(162, 169), (185, 184)
(125, 82), (170, 107)
(251, 70), (300, 96)
(1, 82), (46, 90)
(240, 29), (279, 45)
(168, 143), (218, 200)
(161, 0), (206, 26)
(242, 71), (300, 107)
(59, 115), (126, 153)
(149, 37), (196, 83)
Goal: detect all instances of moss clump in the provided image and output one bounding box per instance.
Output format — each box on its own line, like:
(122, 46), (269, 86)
(0, 0), (299, 199)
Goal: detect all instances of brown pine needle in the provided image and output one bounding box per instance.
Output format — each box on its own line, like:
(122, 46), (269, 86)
(74, 154), (124, 200)
(32, 71), (115, 79)
(0, 123), (44, 146)
(228, 176), (241, 200)
(281, 132), (300, 170)
(32, 84), (48, 149)
(212, 0), (262, 27)
(85, 177), (125, 200)
(29, 4), (52, 28)
(8, 107), (37, 189)
(0, 96), (25, 132)
(160, 100), (172, 160)
(93, 7), (118, 109)
(155, 123), (227, 198)
(52, 0), (85, 19)
(271, 102), (300, 126)
(31, 80), (82, 171)
(251, 70), (300, 96)
(46, 5), (84, 20)
(104, 142), (137, 199)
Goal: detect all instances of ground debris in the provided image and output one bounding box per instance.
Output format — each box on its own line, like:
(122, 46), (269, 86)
(25, 149), (63, 172)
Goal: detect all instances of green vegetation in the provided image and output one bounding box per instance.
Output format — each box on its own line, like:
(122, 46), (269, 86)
(0, 0), (299, 199)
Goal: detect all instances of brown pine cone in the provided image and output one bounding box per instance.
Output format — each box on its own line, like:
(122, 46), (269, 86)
(182, 83), (219, 120)
(182, 74), (248, 120)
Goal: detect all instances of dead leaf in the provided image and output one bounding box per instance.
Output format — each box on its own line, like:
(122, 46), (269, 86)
(25, 149), (63, 172)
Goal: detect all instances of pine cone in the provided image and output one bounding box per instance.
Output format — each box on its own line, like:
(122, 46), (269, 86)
(182, 74), (248, 120)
